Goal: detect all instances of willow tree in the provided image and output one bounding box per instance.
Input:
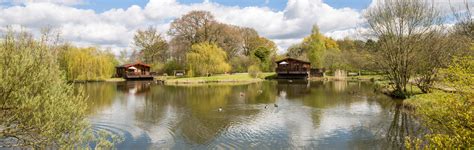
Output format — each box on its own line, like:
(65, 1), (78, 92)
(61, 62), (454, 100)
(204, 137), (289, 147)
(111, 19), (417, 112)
(60, 46), (117, 81)
(186, 42), (231, 76)
(0, 29), (89, 148)
(366, 0), (443, 97)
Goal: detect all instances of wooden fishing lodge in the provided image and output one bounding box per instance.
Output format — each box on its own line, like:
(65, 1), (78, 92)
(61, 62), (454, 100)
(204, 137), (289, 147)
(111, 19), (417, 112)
(275, 58), (324, 79)
(115, 62), (153, 80)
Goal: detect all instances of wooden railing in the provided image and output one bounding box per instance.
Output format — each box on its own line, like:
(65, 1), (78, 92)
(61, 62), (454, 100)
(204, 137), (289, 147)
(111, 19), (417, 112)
(126, 72), (150, 76)
(276, 68), (309, 74)
(125, 72), (153, 79)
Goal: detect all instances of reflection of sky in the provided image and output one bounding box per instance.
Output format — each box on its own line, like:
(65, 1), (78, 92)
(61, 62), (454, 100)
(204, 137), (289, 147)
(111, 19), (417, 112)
(206, 95), (388, 149)
(88, 82), (394, 149)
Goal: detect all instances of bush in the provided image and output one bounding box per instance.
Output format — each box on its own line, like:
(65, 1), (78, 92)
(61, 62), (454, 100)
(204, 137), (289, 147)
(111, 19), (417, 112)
(162, 60), (184, 75)
(0, 29), (90, 148)
(405, 56), (473, 149)
(248, 65), (261, 78)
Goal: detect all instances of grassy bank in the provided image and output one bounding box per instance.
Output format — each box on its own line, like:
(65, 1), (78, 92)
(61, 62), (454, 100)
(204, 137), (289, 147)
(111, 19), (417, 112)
(403, 91), (473, 148)
(164, 73), (275, 84)
(309, 74), (386, 81)
(69, 78), (126, 83)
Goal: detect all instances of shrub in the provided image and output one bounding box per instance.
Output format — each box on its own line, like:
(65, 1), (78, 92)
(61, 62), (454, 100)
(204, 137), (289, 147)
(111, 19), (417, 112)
(248, 65), (261, 78)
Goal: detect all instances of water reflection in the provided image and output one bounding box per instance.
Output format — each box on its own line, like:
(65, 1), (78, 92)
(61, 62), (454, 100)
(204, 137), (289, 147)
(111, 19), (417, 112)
(81, 80), (417, 149)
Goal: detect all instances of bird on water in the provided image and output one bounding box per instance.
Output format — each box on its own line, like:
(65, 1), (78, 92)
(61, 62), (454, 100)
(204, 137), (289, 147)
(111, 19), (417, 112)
(218, 107), (223, 112)
(274, 104), (278, 107)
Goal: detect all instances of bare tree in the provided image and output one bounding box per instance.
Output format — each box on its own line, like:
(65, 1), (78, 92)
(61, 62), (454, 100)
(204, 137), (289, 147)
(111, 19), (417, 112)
(366, 0), (444, 97)
(133, 26), (168, 64)
(168, 11), (216, 45)
(450, 0), (473, 40)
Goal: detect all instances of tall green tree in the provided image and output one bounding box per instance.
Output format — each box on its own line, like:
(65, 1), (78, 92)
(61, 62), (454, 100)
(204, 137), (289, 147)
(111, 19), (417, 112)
(301, 26), (327, 68)
(186, 42), (231, 76)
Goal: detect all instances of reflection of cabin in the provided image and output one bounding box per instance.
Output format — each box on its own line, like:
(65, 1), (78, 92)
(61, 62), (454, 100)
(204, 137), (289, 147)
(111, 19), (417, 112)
(115, 63), (153, 80)
(116, 81), (151, 95)
(275, 58), (311, 79)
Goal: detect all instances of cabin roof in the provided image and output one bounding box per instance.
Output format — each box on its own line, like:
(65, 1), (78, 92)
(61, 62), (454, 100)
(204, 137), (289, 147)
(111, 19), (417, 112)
(116, 62), (151, 68)
(275, 58), (311, 64)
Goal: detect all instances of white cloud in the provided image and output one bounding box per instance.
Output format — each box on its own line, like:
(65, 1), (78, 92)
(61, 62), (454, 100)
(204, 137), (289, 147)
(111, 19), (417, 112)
(0, 0), (366, 55)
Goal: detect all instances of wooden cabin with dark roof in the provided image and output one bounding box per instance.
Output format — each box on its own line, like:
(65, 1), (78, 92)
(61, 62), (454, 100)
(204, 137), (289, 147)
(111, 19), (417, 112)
(115, 62), (153, 80)
(275, 58), (311, 79)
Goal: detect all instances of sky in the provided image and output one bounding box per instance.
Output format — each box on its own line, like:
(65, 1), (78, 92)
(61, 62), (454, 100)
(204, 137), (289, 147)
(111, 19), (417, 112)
(0, 0), (469, 55)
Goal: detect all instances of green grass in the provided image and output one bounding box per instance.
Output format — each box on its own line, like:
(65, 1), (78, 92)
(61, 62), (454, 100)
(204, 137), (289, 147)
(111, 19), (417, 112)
(164, 72), (275, 84)
(347, 74), (386, 81)
(104, 78), (126, 82)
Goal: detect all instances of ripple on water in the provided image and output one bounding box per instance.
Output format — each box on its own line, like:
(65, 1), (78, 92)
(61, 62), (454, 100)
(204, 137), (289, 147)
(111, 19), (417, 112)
(91, 121), (152, 149)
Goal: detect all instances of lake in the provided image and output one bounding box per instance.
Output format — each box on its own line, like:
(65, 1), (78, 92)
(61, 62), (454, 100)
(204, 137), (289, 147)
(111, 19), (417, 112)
(82, 80), (416, 149)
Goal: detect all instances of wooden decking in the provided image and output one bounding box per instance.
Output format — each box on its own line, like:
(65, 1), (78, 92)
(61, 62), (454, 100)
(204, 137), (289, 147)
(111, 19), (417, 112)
(124, 72), (154, 80)
(276, 68), (310, 79)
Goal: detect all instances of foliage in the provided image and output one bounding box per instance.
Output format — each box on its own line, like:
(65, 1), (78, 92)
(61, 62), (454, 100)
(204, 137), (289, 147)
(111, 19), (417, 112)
(366, 0), (444, 98)
(286, 44), (306, 60)
(439, 56), (474, 93)
(186, 42), (231, 76)
(405, 56), (473, 148)
(133, 26), (168, 64)
(59, 46), (117, 81)
(288, 25), (342, 70)
(302, 26), (327, 68)
(0, 29), (90, 148)
(150, 61), (165, 73)
(230, 56), (251, 73)
(162, 59), (185, 75)
(248, 65), (262, 78)
(251, 46), (274, 72)
(168, 11), (276, 72)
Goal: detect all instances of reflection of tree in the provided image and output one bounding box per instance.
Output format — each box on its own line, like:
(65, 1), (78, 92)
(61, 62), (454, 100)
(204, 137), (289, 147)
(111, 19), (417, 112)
(81, 82), (118, 114)
(242, 81), (277, 104)
(386, 104), (424, 149)
(179, 85), (233, 144)
(135, 84), (268, 144)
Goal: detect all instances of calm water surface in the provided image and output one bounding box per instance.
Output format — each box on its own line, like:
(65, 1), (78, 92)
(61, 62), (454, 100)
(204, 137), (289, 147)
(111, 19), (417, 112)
(82, 80), (416, 149)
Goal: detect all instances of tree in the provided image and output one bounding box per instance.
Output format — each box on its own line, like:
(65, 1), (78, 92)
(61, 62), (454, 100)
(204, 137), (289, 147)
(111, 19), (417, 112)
(252, 46), (273, 72)
(302, 26), (327, 68)
(133, 26), (168, 64)
(168, 11), (278, 72)
(186, 42), (231, 76)
(451, 0), (473, 41)
(366, 0), (443, 97)
(412, 32), (458, 93)
(0, 29), (89, 148)
(168, 11), (216, 45)
(286, 43), (306, 60)
(60, 46), (117, 81)
(240, 27), (259, 56)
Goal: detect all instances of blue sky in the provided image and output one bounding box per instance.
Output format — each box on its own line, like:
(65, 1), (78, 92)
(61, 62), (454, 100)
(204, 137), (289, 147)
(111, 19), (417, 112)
(78, 0), (372, 12)
(0, 0), (372, 54)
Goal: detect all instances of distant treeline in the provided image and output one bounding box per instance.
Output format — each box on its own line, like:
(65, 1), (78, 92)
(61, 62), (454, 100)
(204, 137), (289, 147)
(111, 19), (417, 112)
(126, 11), (278, 76)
